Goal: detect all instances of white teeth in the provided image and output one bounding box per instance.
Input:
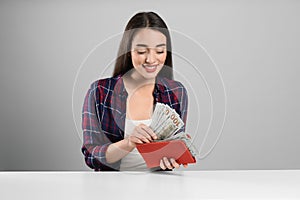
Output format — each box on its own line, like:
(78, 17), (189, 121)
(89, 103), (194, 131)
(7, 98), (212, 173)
(143, 65), (157, 69)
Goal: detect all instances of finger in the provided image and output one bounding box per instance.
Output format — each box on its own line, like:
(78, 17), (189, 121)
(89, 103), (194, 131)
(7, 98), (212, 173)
(140, 124), (157, 140)
(135, 126), (152, 143)
(137, 125), (154, 141)
(163, 157), (173, 170)
(160, 159), (166, 170)
(170, 158), (180, 169)
(135, 135), (150, 143)
(131, 128), (150, 143)
(129, 136), (143, 144)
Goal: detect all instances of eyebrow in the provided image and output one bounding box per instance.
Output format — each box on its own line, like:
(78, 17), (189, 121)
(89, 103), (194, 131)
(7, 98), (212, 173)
(135, 43), (166, 47)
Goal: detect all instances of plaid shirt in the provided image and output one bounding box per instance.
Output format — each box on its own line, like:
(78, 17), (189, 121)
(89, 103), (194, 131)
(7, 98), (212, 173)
(81, 74), (188, 171)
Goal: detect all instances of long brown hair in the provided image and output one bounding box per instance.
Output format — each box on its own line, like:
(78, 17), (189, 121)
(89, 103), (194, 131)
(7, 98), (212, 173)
(113, 12), (173, 80)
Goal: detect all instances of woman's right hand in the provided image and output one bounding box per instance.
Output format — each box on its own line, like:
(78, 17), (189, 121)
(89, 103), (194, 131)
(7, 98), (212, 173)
(127, 123), (157, 148)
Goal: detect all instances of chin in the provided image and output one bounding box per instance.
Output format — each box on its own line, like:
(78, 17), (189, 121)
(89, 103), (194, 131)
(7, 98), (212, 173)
(142, 73), (158, 80)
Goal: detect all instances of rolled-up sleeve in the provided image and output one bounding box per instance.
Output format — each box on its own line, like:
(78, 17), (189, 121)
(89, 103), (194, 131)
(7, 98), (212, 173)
(81, 82), (120, 171)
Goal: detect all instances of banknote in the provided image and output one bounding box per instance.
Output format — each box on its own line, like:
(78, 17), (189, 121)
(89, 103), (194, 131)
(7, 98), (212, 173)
(149, 103), (199, 157)
(150, 103), (184, 139)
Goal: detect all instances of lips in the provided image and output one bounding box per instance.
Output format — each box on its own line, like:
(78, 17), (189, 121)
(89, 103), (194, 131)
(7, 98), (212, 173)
(142, 64), (158, 73)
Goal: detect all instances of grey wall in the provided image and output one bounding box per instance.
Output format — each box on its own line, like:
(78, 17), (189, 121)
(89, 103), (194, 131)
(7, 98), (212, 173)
(0, 0), (299, 171)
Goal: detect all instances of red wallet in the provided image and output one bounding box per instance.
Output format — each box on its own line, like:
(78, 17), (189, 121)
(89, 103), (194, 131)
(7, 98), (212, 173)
(136, 140), (196, 168)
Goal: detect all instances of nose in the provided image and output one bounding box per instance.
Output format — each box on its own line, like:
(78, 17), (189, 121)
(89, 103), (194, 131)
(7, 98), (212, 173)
(145, 50), (156, 64)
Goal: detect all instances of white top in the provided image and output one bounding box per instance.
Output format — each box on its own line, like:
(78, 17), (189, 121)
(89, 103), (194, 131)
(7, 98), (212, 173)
(119, 118), (152, 171)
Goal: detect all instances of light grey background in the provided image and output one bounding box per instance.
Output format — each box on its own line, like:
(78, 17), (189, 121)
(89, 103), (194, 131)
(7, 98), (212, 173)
(0, 0), (299, 170)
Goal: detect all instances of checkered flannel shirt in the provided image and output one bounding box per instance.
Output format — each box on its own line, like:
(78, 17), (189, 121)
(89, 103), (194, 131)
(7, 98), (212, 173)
(81, 74), (188, 171)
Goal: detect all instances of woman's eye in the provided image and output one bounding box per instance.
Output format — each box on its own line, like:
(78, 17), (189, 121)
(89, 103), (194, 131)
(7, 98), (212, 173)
(137, 51), (146, 54)
(156, 51), (165, 54)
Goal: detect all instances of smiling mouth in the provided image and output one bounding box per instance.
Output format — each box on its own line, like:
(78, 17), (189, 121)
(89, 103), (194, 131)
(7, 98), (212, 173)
(142, 64), (158, 72)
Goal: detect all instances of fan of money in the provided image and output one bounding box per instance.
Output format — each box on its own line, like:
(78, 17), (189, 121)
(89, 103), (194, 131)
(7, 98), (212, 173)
(136, 103), (198, 168)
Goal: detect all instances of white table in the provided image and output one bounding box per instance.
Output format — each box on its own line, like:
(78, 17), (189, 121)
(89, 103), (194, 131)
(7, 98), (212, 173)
(1, 170), (299, 199)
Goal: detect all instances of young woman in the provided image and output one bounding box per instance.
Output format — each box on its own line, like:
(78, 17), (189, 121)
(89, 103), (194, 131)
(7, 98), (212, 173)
(81, 12), (188, 171)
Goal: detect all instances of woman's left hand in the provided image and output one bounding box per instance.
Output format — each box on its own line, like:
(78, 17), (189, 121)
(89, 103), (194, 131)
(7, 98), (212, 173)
(159, 157), (188, 170)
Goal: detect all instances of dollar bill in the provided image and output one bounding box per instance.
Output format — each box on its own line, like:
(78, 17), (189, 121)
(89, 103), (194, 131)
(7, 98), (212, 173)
(150, 103), (184, 139)
(148, 103), (198, 157)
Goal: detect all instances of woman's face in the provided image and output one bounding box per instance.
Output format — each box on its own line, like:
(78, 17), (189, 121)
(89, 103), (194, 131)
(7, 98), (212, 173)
(130, 28), (167, 80)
